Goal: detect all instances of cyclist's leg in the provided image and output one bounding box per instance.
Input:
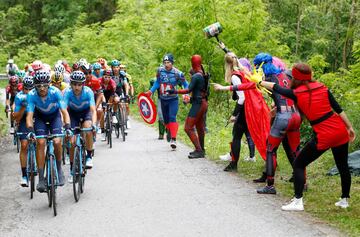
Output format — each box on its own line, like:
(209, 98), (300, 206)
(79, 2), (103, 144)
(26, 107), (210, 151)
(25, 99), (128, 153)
(49, 111), (65, 185)
(18, 119), (29, 185)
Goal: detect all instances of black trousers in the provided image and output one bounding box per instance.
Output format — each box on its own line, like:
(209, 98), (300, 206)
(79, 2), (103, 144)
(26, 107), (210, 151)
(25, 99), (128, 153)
(294, 139), (351, 199)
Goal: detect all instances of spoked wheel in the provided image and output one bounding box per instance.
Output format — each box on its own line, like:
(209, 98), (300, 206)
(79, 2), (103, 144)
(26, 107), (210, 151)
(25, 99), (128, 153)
(80, 145), (86, 194)
(50, 156), (57, 216)
(108, 122), (113, 148)
(46, 156), (52, 208)
(62, 142), (66, 165)
(29, 148), (35, 199)
(16, 137), (20, 153)
(120, 107), (126, 142)
(73, 147), (81, 202)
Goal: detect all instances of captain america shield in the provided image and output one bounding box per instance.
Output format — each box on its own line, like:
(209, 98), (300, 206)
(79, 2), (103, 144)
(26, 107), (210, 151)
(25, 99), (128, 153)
(137, 93), (157, 124)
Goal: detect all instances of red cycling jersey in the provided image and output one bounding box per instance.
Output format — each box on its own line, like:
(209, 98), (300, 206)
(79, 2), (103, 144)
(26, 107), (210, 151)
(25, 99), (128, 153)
(99, 77), (116, 93)
(6, 83), (23, 99)
(85, 76), (102, 94)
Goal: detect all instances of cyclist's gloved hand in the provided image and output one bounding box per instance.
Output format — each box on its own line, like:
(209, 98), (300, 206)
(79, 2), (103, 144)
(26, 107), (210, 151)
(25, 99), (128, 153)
(64, 124), (73, 137)
(4, 105), (10, 113)
(26, 127), (36, 140)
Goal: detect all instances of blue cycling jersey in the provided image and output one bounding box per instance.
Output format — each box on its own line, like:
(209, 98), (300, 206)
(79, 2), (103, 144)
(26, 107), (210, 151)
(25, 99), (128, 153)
(27, 86), (66, 115)
(63, 86), (95, 111)
(14, 91), (28, 114)
(150, 66), (188, 100)
(92, 69), (104, 79)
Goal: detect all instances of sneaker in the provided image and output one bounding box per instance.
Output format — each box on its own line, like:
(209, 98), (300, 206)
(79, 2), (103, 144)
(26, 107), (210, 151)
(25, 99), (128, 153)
(244, 156), (256, 162)
(68, 175), (73, 184)
(219, 153), (231, 161)
(58, 169), (65, 186)
(20, 176), (29, 187)
(170, 139), (177, 150)
(36, 178), (47, 193)
(335, 198), (349, 208)
(288, 174), (294, 183)
(65, 154), (70, 165)
(253, 172), (267, 183)
(223, 161), (237, 172)
(158, 134), (164, 140)
(97, 128), (102, 134)
(112, 116), (118, 124)
(127, 120), (131, 129)
(188, 151), (205, 159)
(9, 127), (15, 134)
(257, 185), (277, 194)
(85, 158), (93, 169)
(101, 132), (106, 141)
(281, 197), (304, 211)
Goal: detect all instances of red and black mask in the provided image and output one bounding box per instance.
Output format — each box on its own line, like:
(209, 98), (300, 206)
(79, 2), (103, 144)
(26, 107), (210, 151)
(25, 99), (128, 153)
(191, 55), (202, 74)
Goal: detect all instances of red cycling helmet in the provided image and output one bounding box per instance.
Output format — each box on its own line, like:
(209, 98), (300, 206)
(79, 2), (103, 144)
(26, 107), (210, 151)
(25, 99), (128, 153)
(32, 60), (43, 71)
(9, 75), (19, 85)
(104, 69), (112, 76)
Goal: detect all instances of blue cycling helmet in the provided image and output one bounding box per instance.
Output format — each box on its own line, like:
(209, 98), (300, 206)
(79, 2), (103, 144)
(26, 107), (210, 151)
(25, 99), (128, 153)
(93, 62), (101, 70)
(163, 53), (174, 64)
(110, 59), (120, 67)
(70, 71), (86, 83)
(34, 70), (51, 84)
(23, 75), (35, 89)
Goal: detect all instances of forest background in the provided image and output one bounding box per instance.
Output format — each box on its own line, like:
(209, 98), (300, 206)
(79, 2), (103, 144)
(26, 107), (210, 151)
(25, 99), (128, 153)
(0, 0), (359, 235)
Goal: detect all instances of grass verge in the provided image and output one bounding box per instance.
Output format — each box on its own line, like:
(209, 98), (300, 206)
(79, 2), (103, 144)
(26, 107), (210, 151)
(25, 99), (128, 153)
(130, 100), (360, 236)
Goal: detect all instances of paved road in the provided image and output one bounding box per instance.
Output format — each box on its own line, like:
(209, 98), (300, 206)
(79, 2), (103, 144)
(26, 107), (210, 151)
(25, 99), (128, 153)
(0, 119), (343, 237)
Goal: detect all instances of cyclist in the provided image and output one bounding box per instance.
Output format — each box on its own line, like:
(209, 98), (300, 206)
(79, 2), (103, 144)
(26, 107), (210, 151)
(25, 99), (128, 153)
(119, 64), (133, 128)
(13, 76), (34, 187)
(84, 64), (104, 131)
(51, 71), (68, 92)
(110, 60), (130, 127)
(98, 58), (108, 70)
(63, 71), (97, 182)
(54, 63), (70, 84)
(145, 53), (189, 149)
(26, 70), (71, 192)
(92, 63), (103, 79)
(99, 69), (117, 141)
(5, 75), (23, 134)
(6, 59), (19, 76)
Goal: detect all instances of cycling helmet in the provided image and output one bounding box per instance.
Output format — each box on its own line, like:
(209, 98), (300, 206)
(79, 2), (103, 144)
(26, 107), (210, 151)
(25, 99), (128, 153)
(54, 63), (65, 73)
(104, 69), (112, 76)
(17, 70), (26, 79)
(23, 76), (35, 89)
(93, 62), (101, 70)
(79, 61), (91, 71)
(9, 75), (19, 85)
(110, 59), (120, 67)
(32, 60), (43, 71)
(78, 58), (88, 64)
(119, 64), (126, 69)
(70, 71), (86, 83)
(34, 70), (51, 84)
(51, 71), (64, 83)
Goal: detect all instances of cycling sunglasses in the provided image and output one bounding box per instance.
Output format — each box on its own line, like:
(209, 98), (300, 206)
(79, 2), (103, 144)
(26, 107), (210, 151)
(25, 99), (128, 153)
(35, 84), (49, 89)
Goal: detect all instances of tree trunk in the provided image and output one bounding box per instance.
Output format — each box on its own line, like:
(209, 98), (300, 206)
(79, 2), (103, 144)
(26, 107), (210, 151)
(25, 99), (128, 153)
(342, 0), (356, 69)
(295, 3), (302, 56)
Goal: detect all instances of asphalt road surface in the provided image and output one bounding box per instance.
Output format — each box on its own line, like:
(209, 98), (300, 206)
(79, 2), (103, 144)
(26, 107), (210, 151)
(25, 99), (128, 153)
(0, 119), (343, 237)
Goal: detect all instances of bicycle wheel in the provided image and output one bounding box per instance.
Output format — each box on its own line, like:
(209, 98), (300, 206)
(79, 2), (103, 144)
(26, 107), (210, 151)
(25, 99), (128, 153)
(80, 144), (86, 193)
(109, 121), (113, 148)
(16, 136), (20, 153)
(120, 107), (126, 142)
(62, 141), (66, 165)
(29, 147), (35, 199)
(46, 154), (52, 208)
(106, 112), (111, 145)
(73, 146), (81, 202)
(50, 155), (57, 216)
(114, 109), (120, 138)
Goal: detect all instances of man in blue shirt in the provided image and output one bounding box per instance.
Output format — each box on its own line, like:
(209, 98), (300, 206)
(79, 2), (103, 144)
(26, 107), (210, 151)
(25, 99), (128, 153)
(26, 70), (71, 192)
(63, 71), (97, 183)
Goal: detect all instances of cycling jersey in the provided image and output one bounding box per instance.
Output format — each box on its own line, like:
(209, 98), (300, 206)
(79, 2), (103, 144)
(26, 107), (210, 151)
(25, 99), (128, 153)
(92, 69), (104, 79)
(27, 86), (66, 115)
(99, 77), (116, 102)
(51, 82), (68, 92)
(120, 70), (132, 85)
(6, 84), (23, 99)
(85, 76), (102, 94)
(14, 91), (28, 114)
(63, 86), (95, 112)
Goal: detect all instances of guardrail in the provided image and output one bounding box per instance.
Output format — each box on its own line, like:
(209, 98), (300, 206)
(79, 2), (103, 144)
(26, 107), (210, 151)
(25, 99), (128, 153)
(0, 74), (8, 80)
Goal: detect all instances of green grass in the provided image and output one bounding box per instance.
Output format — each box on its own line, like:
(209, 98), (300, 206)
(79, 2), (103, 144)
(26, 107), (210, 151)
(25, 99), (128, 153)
(0, 103), (8, 136)
(130, 100), (360, 237)
(0, 79), (8, 88)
